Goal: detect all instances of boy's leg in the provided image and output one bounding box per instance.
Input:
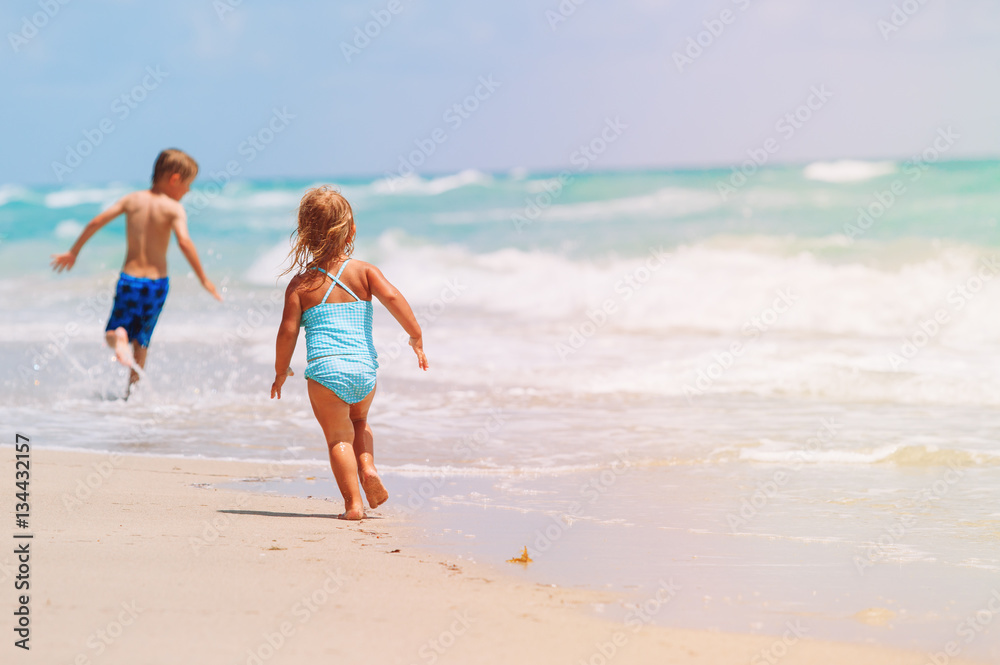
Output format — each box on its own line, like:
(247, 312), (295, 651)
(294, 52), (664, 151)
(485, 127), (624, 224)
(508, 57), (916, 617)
(105, 328), (135, 368)
(128, 343), (147, 389)
(350, 389), (388, 509)
(307, 380), (365, 520)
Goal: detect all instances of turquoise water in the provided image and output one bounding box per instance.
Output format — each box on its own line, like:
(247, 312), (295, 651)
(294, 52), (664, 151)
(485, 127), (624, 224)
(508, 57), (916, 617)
(3, 161), (1000, 658)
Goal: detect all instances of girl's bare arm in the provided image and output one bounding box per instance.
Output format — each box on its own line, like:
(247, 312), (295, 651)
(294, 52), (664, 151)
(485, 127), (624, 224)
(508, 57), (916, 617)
(271, 278), (303, 398)
(367, 265), (428, 370)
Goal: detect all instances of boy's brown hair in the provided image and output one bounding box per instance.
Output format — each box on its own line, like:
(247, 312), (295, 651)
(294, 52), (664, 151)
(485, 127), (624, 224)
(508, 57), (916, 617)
(152, 149), (198, 184)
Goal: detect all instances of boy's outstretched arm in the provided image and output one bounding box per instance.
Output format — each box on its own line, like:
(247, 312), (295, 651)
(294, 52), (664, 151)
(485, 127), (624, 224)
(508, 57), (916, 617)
(50, 197), (127, 272)
(172, 208), (223, 301)
(271, 279), (303, 399)
(368, 265), (429, 371)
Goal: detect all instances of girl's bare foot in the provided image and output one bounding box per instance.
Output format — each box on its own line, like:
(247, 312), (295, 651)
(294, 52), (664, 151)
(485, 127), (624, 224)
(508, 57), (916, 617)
(361, 470), (389, 509)
(340, 504), (365, 520)
(111, 328), (135, 367)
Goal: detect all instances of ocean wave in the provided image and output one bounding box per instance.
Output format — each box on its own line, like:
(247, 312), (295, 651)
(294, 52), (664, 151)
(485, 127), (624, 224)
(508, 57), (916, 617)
(370, 169), (492, 196)
(432, 187), (719, 225)
(44, 187), (125, 209)
(242, 231), (1000, 336)
(803, 160), (897, 183)
(541, 187), (719, 221)
(196, 189), (303, 211)
(0, 184), (30, 207)
(54, 219), (84, 239)
(738, 444), (999, 467)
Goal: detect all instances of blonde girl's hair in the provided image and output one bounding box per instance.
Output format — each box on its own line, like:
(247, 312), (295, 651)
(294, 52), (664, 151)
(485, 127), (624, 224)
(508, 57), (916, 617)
(282, 186), (355, 278)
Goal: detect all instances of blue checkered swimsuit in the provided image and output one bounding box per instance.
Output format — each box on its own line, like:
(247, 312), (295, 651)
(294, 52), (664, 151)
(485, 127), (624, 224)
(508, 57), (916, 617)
(301, 260), (379, 404)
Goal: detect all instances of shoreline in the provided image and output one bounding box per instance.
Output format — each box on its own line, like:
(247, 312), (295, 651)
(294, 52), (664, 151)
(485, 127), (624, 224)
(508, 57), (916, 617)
(2, 447), (986, 665)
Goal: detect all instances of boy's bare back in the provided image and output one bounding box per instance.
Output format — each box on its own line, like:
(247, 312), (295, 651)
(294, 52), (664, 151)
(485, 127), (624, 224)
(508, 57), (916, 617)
(118, 189), (185, 279)
(51, 164), (219, 300)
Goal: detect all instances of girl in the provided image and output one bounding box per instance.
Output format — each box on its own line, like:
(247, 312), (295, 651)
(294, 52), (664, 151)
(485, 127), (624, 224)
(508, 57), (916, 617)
(271, 186), (428, 520)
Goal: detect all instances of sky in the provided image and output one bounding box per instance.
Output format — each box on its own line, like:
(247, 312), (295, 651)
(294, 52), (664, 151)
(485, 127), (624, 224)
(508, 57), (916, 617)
(3, 0), (1000, 185)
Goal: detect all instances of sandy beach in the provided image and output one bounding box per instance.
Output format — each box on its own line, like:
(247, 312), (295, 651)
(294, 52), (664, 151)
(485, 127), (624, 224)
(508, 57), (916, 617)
(0, 447), (984, 665)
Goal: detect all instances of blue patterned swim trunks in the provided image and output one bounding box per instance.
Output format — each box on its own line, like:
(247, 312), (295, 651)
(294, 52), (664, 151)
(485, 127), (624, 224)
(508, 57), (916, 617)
(105, 273), (170, 347)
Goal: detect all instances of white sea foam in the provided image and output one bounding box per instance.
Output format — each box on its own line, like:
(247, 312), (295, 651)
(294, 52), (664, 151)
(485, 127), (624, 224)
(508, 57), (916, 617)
(54, 219), (84, 239)
(431, 186), (719, 226)
(44, 188), (123, 208)
(201, 190), (303, 210)
(0, 184), (29, 207)
(803, 160), (897, 183)
(539, 187), (719, 221)
(243, 231), (1000, 342)
(371, 169), (492, 196)
(244, 240), (295, 284)
(738, 444), (1000, 466)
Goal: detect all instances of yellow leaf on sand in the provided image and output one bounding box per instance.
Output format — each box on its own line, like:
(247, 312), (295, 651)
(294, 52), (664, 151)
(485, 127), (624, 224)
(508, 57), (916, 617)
(507, 546), (532, 565)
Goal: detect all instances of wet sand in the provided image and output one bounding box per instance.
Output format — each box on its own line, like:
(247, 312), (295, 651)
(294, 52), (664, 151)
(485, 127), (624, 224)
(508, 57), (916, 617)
(1, 448), (985, 665)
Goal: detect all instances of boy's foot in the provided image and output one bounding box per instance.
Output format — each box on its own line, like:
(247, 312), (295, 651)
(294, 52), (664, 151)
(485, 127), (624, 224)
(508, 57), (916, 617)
(361, 471), (389, 509)
(111, 328), (135, 368)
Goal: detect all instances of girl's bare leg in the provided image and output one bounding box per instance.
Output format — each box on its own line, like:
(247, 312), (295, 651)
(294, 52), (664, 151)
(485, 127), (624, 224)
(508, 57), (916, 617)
(349, 388), (389, 509)
(307, 380), (365, 520)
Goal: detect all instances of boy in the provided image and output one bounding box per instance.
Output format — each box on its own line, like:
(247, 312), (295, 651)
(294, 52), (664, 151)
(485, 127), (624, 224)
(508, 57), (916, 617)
(51, 148), (222, 396)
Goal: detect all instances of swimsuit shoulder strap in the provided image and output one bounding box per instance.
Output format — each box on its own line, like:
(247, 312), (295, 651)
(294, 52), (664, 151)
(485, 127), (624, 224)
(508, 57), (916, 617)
(328, 259), (361, 302)
(310, 266), (339, 304)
